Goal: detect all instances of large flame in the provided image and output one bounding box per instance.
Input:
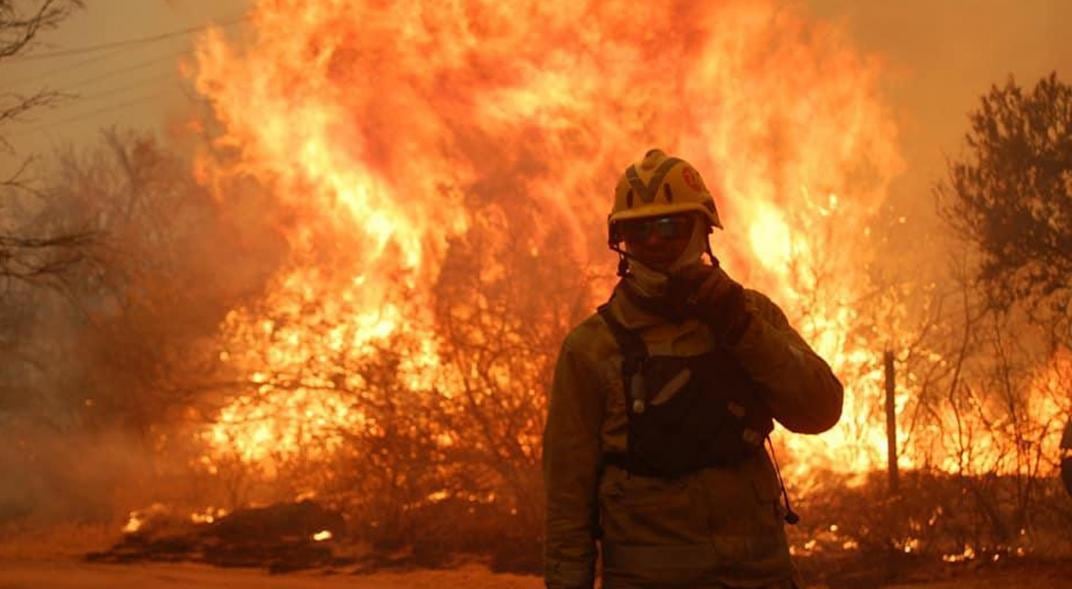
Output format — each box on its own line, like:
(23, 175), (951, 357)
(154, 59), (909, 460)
(189, 0), (902, 483)
(186, 0), (1063, 493)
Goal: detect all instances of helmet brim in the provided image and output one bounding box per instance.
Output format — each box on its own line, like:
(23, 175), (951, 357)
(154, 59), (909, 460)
(608, 203), (722, 229)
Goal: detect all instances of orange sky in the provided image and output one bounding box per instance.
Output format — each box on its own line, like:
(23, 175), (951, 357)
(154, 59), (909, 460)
(2, 0), (1071, 224)
(810, 0), (1072, 244)
(1, 0), (243, 170)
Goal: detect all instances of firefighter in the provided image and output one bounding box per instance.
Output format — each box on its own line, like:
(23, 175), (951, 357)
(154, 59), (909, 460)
(543, 149), (844, 588)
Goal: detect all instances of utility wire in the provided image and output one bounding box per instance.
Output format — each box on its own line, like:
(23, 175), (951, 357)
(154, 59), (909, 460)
(1, 15), (246, 141)
(3, 46), (128, 87)
(6, 89), (170, 136)
(4, 14), (247, 63)
(4, 70), (177, 113)
(2, 53), (193, 139)
(1, 50), (192, 127)
(49, 49), (191, 93)
(70, 71), (176, 103)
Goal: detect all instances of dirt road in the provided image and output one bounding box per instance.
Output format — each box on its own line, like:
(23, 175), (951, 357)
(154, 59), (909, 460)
(2, 560), (1071, 589)
(0, 561), (542, 589)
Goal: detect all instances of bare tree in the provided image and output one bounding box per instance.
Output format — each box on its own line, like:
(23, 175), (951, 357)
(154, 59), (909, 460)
(930, 74), (1072, 551)
(0, 127), (282, 443)
(1, 0), (83, 145)
(0, 1), (79, 58)
(432, 211), (592, 540)
(1, 0), (86, 283)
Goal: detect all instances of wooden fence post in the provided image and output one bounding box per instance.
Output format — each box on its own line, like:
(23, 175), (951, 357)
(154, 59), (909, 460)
(884, 348), (899, 494)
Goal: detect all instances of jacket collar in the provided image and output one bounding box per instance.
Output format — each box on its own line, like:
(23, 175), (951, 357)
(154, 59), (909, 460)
(609, 280), (682, 330)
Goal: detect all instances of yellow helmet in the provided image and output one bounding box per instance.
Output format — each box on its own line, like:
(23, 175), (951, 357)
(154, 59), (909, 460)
(608, 149), (722, 244)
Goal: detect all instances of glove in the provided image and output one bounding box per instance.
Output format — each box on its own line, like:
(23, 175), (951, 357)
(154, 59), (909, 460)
(667, 262), (752, 344)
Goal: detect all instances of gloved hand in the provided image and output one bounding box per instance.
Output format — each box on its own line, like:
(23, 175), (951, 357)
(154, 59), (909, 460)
(667, 262), (752, 344)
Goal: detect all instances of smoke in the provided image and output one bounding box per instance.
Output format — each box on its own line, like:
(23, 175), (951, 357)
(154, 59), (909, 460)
(808, 0), (1072, 279)
(0, 426), (152, 525)
(0, 129), (291, 527)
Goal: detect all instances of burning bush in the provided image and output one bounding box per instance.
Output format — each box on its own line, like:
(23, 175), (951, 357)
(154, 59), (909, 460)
(186, 0), (902, 513)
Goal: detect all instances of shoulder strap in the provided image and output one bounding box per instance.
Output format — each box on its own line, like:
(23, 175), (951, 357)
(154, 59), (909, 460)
(597, 299), (650, 464)
(597, 300), (647, 375)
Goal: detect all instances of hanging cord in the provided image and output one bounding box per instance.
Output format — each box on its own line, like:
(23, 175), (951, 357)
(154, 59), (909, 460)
(766, 436), (800, 525)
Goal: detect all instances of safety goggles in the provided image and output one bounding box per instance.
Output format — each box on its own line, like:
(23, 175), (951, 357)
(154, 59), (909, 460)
(618, 215), (695, 242)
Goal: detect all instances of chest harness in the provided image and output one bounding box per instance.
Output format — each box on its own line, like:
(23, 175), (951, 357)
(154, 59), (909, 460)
(597, 301), (799, 524)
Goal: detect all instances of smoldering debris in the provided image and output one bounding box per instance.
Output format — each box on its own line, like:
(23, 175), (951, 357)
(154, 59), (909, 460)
(87, 500), (349, 573)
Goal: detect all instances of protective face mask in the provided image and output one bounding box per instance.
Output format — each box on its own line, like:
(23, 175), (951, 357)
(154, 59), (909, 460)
(627, 221), (709, 298)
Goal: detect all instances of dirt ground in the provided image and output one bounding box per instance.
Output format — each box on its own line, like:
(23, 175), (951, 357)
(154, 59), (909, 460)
(881, 570), (1072, 589)
(0, 527), (1068, 589)
(0, 561), (543, 589)
(2, 559), (1071, 589)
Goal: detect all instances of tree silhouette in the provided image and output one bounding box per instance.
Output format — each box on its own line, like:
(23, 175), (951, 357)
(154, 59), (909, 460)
(1, 0), (83, 146)
(1, 0), (86, 283)
(939, 73), (1072, 328)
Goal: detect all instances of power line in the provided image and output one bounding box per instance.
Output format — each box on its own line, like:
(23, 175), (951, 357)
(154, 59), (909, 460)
(5, 48), (191, 97)
(0, 14), (247, 142)
(53, 49), (190, 93)
(72, 71), (177, 103)
(5, 89), (171, 136)
(3, 46), (128, 87)
(4, 15), (247, 63)
(0, 80), (180, 137)
(3, 49), (208, 135)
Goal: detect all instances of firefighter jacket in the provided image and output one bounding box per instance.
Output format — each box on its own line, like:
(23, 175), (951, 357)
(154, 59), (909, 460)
(543, 283), (843, 589)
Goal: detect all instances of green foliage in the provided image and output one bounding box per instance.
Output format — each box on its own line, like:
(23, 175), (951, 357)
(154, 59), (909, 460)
(940, 73), (1072, 323)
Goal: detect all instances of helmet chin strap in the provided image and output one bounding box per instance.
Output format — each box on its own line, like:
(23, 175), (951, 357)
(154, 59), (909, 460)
(611, 244), (667, 278)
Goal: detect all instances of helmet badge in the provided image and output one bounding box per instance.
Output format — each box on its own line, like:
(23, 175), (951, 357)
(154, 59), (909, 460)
(681, 166), (705, 192)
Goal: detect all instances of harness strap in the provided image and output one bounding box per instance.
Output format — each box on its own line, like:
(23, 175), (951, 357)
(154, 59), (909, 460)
(596, 300), (647, 378)
(597, 299), (650, 474)
(597, 299), (651, 416)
